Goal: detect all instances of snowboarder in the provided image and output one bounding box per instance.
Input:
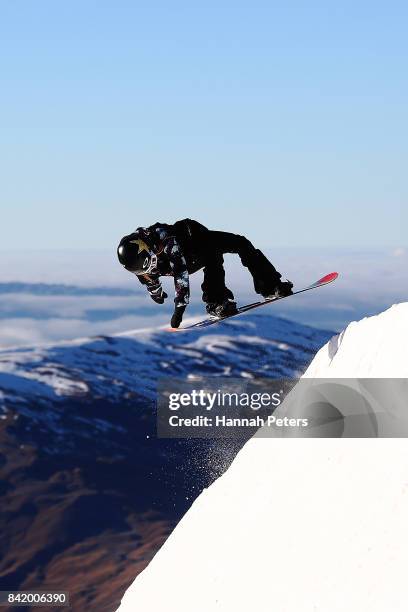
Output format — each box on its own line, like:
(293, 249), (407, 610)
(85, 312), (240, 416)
(117, 219), (293, 328)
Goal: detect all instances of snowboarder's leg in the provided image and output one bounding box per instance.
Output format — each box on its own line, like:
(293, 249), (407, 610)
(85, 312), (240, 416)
(201, 253), (238, 317)
(208, 231), (292, 298)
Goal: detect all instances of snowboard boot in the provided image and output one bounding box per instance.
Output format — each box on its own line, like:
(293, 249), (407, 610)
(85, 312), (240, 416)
(262, 280), (293, 300)
(206, 298), (238, 318)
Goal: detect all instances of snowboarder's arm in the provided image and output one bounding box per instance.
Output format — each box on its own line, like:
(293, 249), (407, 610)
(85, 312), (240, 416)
(163, 236), (190, 308)
(137, 272), (167, 303)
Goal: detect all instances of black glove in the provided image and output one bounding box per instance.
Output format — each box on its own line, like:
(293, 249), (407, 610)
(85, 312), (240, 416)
(150, 289), (168, 304)
(171, 305), (186, 328)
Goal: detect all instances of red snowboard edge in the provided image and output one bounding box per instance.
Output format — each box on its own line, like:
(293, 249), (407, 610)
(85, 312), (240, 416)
(315, 272), (338, 285)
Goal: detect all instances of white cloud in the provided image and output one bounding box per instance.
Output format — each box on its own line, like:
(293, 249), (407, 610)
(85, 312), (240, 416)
(0, 314), (169, 349)
(0, 294), (149, 319)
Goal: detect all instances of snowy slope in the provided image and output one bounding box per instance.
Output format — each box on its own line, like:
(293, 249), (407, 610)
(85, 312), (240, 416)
(117, 303), (408, 612)
(304, 303), (408, 377)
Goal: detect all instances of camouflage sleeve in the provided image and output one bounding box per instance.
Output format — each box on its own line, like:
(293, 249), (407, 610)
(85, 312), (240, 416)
(163, 236), (190, 307)
(137, 272), (163, 299)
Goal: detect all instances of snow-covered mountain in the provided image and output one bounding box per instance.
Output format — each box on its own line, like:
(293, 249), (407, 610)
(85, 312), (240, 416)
(0, 313), (331, 612)
(0, 313), (328, 414)
(117, 304), (408, 612)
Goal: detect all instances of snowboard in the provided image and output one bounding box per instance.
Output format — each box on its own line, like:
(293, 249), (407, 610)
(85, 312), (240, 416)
(169, 272), (338, 331)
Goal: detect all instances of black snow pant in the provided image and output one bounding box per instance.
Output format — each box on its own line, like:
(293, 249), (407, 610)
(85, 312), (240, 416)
(174, 219), (282, 305)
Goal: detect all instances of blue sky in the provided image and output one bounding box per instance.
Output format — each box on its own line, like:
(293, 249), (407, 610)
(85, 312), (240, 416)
(1, 1), (407, 250)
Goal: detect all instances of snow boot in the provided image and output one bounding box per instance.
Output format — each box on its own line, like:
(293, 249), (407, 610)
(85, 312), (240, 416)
(206, 298), (238, 318)
(262, 280), (294, 299)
